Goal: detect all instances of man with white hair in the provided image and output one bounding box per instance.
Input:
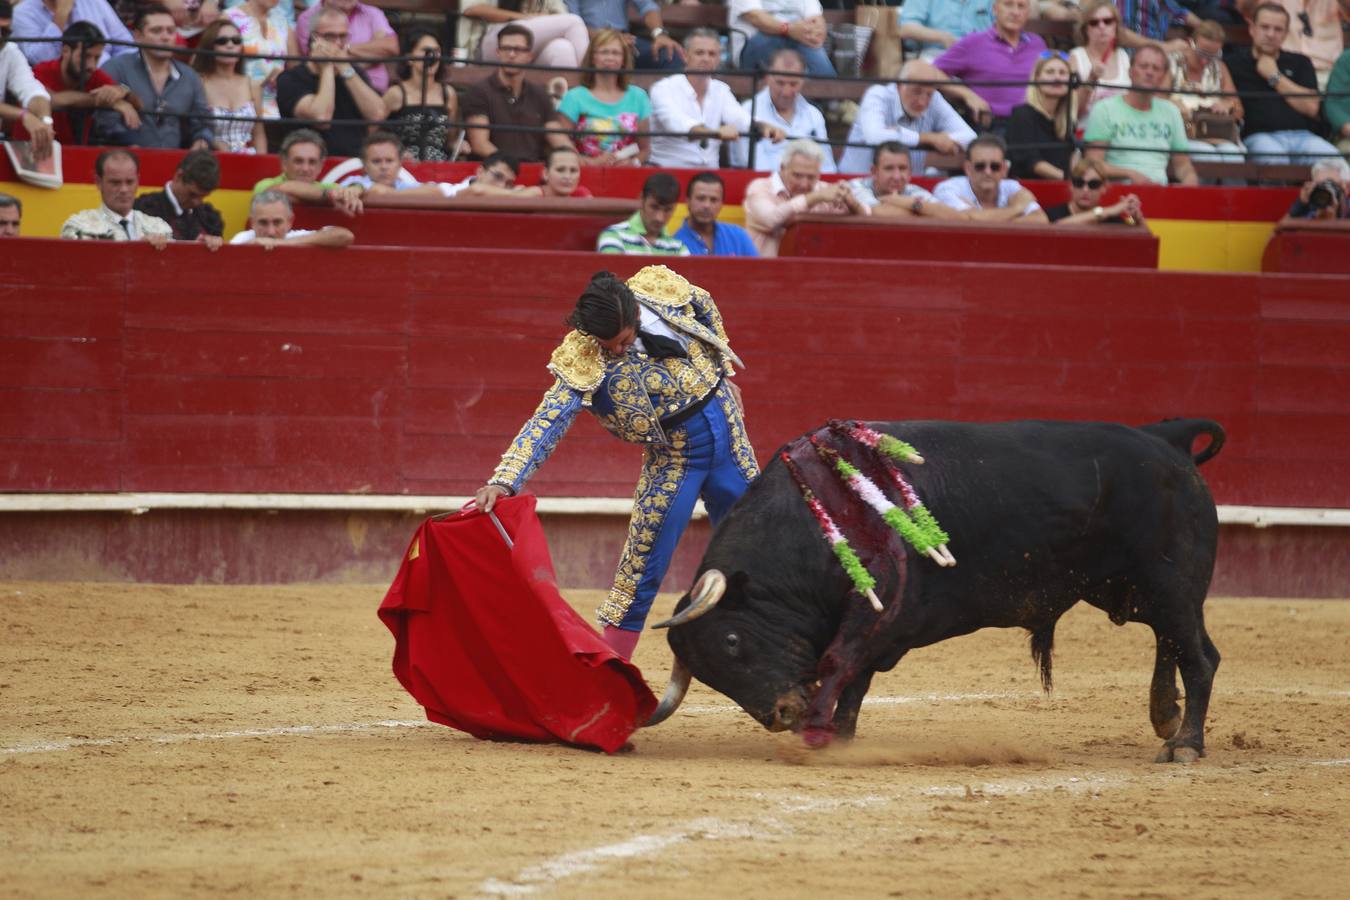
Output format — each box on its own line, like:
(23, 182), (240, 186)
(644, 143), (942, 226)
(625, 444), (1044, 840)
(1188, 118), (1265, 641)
(230, 190), (355, 248)
(744, 137), (868, 257)
(1286, 157), (1350, 219)
(839, 60), (977, 174)
(650, 28), (785, 168)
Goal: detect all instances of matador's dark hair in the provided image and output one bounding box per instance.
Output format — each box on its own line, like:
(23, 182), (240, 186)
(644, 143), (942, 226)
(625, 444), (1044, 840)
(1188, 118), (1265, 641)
(566, 271), (639, 340)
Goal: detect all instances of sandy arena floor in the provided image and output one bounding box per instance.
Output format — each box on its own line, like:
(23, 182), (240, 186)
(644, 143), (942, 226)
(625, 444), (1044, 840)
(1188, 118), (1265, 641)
(2, 581), (1348, 899)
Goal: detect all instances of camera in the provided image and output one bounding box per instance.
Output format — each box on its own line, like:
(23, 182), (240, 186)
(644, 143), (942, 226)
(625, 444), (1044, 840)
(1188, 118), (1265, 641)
(1309, 179), (1345, 211)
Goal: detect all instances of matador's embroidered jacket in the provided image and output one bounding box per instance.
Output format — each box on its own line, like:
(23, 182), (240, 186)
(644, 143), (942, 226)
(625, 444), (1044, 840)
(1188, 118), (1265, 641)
(489, 265), (745, 494)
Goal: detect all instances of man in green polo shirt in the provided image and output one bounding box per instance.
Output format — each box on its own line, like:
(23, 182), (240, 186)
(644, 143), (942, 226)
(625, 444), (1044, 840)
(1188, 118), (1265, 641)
(252, 128), (364, 217)
(597, 172), (690, 256)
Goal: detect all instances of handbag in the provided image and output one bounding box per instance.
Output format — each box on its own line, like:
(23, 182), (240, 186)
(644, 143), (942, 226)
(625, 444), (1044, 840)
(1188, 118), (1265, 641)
(1192, 111), (1240, 144)
(854, 0), (901, 80)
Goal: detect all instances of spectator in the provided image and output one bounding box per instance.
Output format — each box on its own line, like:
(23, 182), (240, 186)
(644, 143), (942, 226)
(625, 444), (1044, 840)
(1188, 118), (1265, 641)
(744, 138), (868, 257)
(933, 132), (1050, 223)
(846, 141), (965, 219)
(294, 0), (395, 93)
(674, 171), (759, 256)
(732, 48), (834, 172)
(1328, 46), (1350, 154)
(11, 0), (134, 66)
(912, 0), (1047, 131)
(60, 148), (173, 245)
(555, 28), (651, 166)
(223, 0), (297, 29)
(133, 147), (225, 245)
(1226, 3), (1341, 166)
(898, 0), (994, 63)
(194, 18), (266, 153)
(1241, 0), (1347, 90)
(839, 59), (977, 175)
(729, 0), (834, 77)
(1069, 0), (1132, 122)
(1285, 156), (1350, 218)
(382, 27), (459, 162)
(337, 130), (438, 195)
(1113, 0), (1205, 45)
(230, 188), (355, 246)
(533, 145), (594, 197)
(276, 5), (386, 159)
(223, 0), (297, 121)
(170, 0), (221, 52)
(1046, 156), (1147, 225)
(1168, 20), (1246, 176)
(461, 0), (589, 68)
(8, 22), (138, 147)
(1084, 44), (1199, 185)
(649, 28), (784, 169)
(561, 0), (686, 70)
(1006, 51), (1078, 180)
(596, 171), (689, 254)
(0, 3), (56, 160)
(95, 4), (214, 149)
(253, 128), (364, 214)
(0, 192), (20, 236)
(462, 24), (569, 163)
(441, 151), (528, 197)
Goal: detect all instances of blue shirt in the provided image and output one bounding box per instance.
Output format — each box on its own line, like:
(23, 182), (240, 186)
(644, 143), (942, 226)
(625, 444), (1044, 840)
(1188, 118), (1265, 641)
(12, 0), (137, 66)
(564, 0), (659, 31)
(899, 0), (993, 57)
(674, 219), (760, 257)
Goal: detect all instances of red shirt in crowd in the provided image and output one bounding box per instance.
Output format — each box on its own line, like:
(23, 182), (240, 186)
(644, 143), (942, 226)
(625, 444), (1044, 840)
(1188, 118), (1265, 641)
(10, 60), (119, 145)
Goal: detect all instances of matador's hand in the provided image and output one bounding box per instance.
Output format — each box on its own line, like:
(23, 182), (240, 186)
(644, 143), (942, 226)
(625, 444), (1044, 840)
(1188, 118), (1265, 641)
(474, 484), (511, 512)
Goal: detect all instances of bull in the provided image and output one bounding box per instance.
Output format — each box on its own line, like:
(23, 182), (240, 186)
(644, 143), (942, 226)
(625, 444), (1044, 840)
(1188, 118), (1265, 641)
(644, 418), (1225, 763)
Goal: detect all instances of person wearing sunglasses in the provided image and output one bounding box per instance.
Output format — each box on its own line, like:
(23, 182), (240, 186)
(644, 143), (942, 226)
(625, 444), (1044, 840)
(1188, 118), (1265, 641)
(192, 18), (267, 153)
(933, 132), (1049, 223)
(1167, 19), (1245, 182)
(1083, 43), (1199, 185)
(1225, 2), (1339, 167)
(1069, 0), (1132, 122)
(1047, 157), (1146, 225)
(1007, 51), (1078, 180)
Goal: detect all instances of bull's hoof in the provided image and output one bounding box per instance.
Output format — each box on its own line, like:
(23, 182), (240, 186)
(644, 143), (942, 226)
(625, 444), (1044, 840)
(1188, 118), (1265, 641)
(802, 727), (834, 749)
(1154, 743), (1202, 764)
(1151, 714), (1182, 740)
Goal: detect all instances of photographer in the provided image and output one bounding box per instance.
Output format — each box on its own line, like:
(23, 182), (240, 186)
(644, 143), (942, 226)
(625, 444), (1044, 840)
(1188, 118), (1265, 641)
(1287, 158), (1350, 220)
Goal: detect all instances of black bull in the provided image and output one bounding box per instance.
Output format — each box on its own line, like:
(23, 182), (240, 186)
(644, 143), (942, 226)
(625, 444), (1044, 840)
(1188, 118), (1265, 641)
(644, 419), (1225, 763)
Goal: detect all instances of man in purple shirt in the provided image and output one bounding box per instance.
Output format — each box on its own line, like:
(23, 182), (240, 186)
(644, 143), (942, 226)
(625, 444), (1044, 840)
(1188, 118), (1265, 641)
(295, 0), (396, 93)
(11, 0), (135, 65)
(909, 0), (1045, 132)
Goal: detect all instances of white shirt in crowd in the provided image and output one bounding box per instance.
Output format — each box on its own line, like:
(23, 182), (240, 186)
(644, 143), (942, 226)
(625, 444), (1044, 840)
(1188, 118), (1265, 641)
(730, 86), (835, 173)
(649, 74), (752, 169)
(933, 176), (1042, 215)
(0, 42), (51, 109)
(727, 0), (824, 63)
(230, 228), (316, 244)
(839, 83), (976, 175)
(845, 178), (938, 209)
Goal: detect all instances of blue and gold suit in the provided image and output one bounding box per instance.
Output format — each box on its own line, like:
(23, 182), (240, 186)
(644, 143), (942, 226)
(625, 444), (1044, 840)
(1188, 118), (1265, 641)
(488, 265), (760, 631)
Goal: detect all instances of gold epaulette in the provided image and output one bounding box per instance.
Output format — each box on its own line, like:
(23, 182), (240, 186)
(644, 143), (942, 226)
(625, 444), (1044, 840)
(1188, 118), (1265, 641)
(626, 264), (696, 309)
(547, 330), (605, 392)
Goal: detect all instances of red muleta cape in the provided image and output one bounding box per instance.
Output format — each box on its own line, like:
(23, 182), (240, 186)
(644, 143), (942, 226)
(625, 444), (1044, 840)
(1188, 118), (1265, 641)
(377, 496), (657, 753)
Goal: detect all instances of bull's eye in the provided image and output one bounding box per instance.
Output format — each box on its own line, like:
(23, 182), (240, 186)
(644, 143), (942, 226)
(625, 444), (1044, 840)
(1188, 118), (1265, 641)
(724, 631), (740, 656)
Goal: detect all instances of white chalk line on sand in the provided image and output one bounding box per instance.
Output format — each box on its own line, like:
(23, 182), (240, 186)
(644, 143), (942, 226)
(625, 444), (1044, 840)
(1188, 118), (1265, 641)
(4, 685), (1346, 757)
(474, 757), (1350, 897)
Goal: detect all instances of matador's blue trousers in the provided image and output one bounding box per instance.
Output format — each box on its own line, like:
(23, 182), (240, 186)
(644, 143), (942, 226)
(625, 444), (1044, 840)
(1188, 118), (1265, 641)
(596, 383), (760, 632)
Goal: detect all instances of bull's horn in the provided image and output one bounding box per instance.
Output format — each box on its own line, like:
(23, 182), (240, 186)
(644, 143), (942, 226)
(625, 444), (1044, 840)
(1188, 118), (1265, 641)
(642, 657), (692, 727)
(649, 569), (726, 630)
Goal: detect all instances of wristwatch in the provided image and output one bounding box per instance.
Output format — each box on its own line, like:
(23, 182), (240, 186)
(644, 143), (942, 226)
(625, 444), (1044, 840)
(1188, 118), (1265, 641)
(651, 26), (667, 39)
(338, 64), (357, 79)
(40, 115), (54, 125)
(1266, 72), (1281, 88)
(1092, 205), (1105, 221)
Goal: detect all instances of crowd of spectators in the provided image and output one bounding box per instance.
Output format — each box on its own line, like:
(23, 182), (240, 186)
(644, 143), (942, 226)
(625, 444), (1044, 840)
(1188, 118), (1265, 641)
(4, 0), (1350, 244)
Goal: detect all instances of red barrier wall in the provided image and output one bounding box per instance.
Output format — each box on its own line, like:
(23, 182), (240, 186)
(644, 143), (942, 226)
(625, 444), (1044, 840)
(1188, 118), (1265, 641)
(4, 240), (1350, 509)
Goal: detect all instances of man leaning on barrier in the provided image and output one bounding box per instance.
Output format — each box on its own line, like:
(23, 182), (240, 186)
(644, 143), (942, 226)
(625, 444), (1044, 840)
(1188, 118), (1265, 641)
(61, 148), (174, 246)
(744, 137), (868, 257)
(134, 147), (225, 247)
(253, 128), (364, 216)
(597, 171), (689, 255)
(933, 132), (1049, 224)
(230, 189), (355, 248)
(731, 48), (833, 173)
(846, 141), (964, 220)
(674, 171), (759, 256)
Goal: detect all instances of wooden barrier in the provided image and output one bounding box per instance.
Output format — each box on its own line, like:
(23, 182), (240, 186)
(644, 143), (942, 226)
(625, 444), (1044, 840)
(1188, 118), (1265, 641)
(5, 240), (1350, 511)
(780, 215), (1160, 267)
(1262, 218), (1350, 273)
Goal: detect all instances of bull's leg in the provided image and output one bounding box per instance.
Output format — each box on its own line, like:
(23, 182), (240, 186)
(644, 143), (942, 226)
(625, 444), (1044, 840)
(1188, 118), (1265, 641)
(831, 670), (875, 741)
(1148, 645), (1181, 740)
(1151, 613), (1219, 764)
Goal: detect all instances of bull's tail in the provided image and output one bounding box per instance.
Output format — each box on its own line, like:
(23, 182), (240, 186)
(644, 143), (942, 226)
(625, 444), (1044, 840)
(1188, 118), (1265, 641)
(1028, 622), (1056, 694)
(1141, 418), (1226, 466)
